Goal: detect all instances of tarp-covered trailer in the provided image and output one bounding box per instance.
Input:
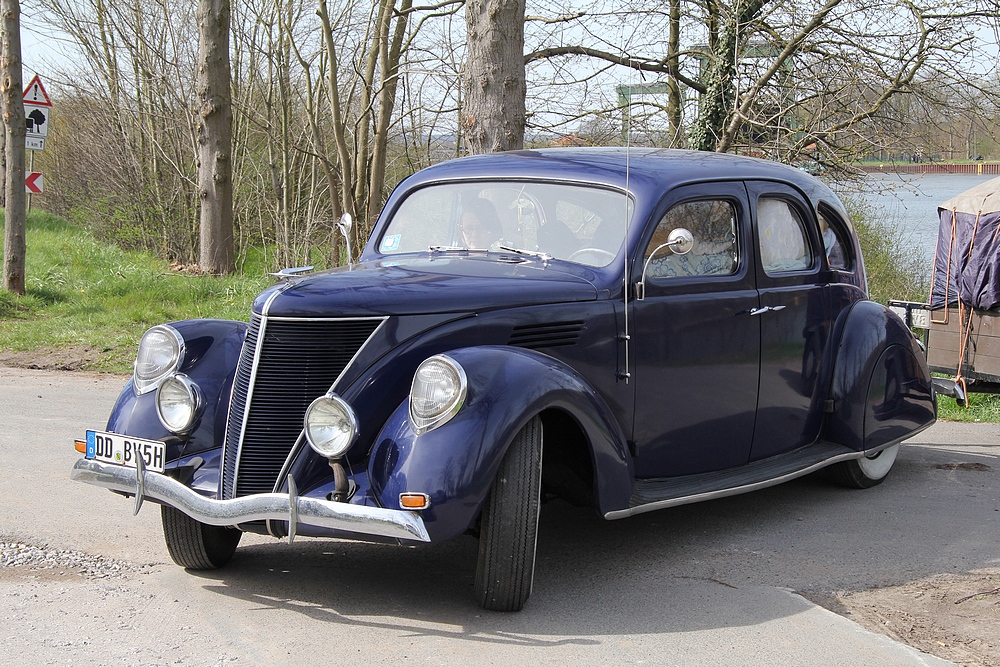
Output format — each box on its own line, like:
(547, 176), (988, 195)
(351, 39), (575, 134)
(890, 176), (1000, 405)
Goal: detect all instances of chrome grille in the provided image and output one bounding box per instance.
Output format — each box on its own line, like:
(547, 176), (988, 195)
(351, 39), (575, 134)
(222, 314), (383, 498)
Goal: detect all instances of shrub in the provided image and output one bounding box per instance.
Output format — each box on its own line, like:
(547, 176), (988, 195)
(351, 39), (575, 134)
(844, 195), (929, 305)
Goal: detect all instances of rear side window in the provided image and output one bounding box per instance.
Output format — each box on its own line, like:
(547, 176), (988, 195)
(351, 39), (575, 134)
(757, 199), (813, 274)
(817, 207), (850, 271)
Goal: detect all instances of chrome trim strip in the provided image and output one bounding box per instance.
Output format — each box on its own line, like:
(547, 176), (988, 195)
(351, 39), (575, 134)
(72, 458), (430, 543)
(604, 451), (865, 520)
(227, 288), (285, 498)
(261, 315), (388, 323)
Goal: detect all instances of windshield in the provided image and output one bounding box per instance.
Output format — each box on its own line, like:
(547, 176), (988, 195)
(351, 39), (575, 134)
(376, 181), (633, 268)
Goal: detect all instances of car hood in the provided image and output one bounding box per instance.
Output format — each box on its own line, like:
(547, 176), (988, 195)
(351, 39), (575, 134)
(256, 255), (601, 317)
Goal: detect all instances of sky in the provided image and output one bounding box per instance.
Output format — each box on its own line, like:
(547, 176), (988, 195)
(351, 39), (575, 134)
(19, 8), (76, 91)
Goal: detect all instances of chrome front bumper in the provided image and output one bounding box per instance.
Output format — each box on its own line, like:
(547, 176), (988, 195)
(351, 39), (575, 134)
(71, 458), (430, 543)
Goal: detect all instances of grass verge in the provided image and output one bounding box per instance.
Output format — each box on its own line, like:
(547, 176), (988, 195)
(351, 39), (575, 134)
(0, 210), (270, 373)
(936, 390), (1000, 422)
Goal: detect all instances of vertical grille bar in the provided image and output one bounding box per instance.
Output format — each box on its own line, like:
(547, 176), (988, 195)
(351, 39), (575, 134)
(221, 315), (383, 499)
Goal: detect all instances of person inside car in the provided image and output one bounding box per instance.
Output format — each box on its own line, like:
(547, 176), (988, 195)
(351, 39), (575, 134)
(459, 198), (504, 249)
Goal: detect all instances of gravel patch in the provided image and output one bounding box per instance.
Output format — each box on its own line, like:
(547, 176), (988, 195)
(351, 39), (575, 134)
(0, 539), (150, 579)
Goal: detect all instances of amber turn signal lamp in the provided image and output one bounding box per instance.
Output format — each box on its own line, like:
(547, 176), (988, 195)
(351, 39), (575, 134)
(74, 439), (87, 453)
(399, 493), (430, 510)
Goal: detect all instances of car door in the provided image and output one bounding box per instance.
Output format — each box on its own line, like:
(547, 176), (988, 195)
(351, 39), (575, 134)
(746, 181), (828, 461)
(630, 183), (761, 479)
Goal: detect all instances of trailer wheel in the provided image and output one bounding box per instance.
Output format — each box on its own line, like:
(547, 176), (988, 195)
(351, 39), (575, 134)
(825, 444), (899, 489)
(474, 416), (543, 612)
(161, 506), (242, 569)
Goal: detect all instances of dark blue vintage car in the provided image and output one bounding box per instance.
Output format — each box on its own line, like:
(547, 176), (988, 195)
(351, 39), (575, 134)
(73, 148), (936, 611)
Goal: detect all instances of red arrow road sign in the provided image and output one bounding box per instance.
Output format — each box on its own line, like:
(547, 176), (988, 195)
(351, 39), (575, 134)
(25, 172), (43, 194)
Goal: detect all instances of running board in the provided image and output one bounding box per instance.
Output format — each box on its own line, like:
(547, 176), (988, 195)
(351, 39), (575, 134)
(605, 442), (862, 520)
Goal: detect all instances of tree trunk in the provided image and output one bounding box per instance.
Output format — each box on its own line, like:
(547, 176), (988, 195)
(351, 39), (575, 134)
(196, 0), (234, 274)
(463, 0), (525, 153)
(666, 0), (682, 145)
(689, 0), (765, 152)
(367, 0), (412, 224)
(1, 0), (24, 294)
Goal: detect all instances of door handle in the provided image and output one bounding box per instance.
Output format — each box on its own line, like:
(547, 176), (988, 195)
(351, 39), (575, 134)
(749, 305), (787, 316)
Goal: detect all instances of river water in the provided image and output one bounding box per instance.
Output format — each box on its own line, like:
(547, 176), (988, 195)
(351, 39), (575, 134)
(839, 172), (997, 263)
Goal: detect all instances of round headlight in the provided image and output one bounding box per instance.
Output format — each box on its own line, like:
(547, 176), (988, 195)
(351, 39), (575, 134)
(156, 374), (203, 434)
(135, 325), (184, 394)
(409, 355), (467, 434)
(304, 394), (358, 459)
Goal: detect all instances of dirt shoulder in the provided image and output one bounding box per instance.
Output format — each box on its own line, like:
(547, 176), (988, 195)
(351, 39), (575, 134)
(0, 346), (128, 374)
(836, 570), (1000, 667)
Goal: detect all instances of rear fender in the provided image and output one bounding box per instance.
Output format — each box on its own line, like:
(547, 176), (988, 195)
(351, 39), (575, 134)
(367, 345), (632, 542)
(824, 301), (935, 451)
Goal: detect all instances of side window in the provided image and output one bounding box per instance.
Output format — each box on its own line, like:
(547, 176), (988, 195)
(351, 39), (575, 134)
(644, 200), (738, 279)
(817, 207), (850, 270)
(757, 198), (813, 274)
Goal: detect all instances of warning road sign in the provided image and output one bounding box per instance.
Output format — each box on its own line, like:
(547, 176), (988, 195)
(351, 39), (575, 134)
(23, 75), (52, 106)
(23, 75), (52, 151)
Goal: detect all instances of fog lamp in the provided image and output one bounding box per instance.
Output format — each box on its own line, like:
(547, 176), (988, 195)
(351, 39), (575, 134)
(156, 373), (203, 434)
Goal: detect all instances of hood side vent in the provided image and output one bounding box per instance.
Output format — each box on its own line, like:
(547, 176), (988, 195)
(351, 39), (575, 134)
(508, 321), (585, 349)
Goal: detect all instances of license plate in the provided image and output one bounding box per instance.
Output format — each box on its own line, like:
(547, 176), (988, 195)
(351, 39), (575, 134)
(911, 308), (931, 329)
(85, 430), (166, 473)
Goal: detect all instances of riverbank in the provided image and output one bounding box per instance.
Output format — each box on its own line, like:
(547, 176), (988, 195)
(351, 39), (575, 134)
(859, 163), (1000, 175)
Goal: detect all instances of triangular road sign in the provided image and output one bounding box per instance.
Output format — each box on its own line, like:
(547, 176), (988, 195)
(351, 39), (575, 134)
(23, 75), (52, 107)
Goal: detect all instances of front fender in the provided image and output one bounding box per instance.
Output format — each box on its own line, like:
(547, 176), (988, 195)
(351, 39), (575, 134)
(105, 319), (247, 467)
(824, 301), (935, 451)
(367, 346), (632, 542)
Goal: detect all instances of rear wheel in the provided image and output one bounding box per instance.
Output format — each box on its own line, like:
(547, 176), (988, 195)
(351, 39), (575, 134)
(824, 444), (899, 489)
(161, 506), (242, 569)
(475, 416), (543, 612)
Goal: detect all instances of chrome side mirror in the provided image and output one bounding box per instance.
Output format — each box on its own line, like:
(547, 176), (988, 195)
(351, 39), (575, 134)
(634, 227), (694, 301)
(665, 228), (694, 255)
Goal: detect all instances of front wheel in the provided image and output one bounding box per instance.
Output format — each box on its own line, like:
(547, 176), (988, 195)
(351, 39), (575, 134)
(824, 444), (899, 489)
(475, 416), (543, 612)
(161, 506), (242, 569)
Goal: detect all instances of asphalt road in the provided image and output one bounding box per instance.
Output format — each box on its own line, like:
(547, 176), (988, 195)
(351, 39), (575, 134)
(2, 366), (997, 666)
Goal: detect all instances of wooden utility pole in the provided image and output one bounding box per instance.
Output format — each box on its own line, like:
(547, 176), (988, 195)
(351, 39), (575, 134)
(1, 0), (24, 294)
(196, 0), (234, 274)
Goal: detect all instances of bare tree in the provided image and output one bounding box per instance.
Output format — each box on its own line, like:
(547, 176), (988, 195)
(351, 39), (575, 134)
(197, 0), (234, 273)
(463, 0), (525, 153)
(1, 0), (25, 294)
(523, 0), (1000, 165)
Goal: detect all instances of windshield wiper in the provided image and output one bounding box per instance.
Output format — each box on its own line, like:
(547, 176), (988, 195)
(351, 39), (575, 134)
(428, 245), (469, 252)
(497, 245), (551, 261)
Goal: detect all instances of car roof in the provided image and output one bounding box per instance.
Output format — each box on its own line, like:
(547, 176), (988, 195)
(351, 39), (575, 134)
(402, 147), (839, 209)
